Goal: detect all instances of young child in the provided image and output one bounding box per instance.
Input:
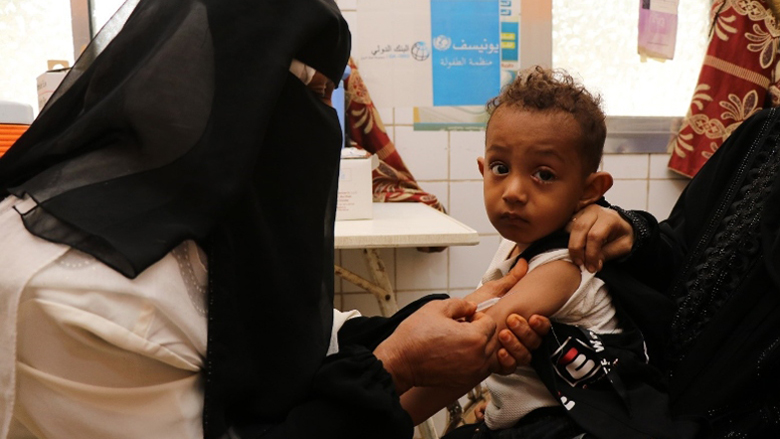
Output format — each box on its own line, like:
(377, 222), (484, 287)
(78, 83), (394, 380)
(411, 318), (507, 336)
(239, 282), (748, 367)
(401, 66), (617, 436)
(474, 66), (617, 433)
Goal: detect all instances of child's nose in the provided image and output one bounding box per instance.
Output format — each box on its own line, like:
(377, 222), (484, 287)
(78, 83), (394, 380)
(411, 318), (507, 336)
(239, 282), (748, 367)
(502, 176), (527, 204)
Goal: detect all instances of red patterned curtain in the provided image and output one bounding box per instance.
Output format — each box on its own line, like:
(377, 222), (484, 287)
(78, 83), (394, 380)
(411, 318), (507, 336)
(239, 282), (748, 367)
(668, 0), (780, 177)
(344, 59), (446, 213)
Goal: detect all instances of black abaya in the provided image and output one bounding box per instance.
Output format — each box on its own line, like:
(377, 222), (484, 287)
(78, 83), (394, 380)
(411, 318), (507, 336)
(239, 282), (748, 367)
(626, 107), (780, 437)
(0, 1), (413, 437)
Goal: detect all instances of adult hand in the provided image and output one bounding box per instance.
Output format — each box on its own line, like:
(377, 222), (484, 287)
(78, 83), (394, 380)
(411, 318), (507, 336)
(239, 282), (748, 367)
(492, 314), (551, 374)
(374, 298), (498, 395)
(567, 204), (634, 273)
(464, 258), (528, 305)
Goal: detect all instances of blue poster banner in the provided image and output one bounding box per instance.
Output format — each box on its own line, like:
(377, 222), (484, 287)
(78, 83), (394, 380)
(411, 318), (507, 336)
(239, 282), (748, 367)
(431, 0), (500, 106)
(501, 21), (519, 62)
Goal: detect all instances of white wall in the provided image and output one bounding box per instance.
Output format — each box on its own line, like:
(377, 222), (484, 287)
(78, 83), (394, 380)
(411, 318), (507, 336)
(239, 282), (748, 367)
(331, 113), (689, 438)
(333, 121), (689, 313)
(0, 0), (74, 114)
(333, 2), (689, 434)
(333, 0), (689, 316)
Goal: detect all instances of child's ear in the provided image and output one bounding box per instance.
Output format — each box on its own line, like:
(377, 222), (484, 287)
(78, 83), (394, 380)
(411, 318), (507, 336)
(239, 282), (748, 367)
(477, 157), (486, 177)
(578, 171), (613, 209)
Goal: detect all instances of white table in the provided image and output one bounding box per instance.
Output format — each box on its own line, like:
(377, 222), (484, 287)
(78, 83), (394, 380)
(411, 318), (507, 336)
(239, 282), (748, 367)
(334, 202), (479, 316)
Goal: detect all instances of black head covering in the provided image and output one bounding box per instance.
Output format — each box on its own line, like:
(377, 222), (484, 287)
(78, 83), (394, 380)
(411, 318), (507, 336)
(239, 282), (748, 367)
(623, 108), (780, 436)
(662, 108), (780, 422)
(0, 0), (350, 435)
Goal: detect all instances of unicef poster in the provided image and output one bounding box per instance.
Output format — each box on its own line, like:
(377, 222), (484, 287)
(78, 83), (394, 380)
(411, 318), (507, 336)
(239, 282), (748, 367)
(356, 0), (518, 113)
(430, 0), (500, 106)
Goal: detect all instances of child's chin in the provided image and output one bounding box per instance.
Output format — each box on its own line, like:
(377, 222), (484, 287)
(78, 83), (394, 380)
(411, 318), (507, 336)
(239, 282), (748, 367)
(499, 231), (531, 245)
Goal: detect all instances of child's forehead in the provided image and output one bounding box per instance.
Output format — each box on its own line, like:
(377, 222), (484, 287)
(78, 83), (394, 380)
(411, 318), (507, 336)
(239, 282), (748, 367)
(487, 106), (577, 141)
(487, 107), (581, 144)
(491, 141), (574, 166)
(491, 105), (576, 125)
(485, 107), (584, 163)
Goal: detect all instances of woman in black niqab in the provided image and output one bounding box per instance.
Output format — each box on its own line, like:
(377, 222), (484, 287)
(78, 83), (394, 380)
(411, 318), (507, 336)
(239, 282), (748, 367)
(623, 107), (780, 437)
(0, 0), (402, 437)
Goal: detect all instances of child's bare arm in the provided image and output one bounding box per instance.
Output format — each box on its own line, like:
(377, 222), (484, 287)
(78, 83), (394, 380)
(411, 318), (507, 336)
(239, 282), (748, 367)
(400, 259), (581, 425)
(481, 259), (581, 335)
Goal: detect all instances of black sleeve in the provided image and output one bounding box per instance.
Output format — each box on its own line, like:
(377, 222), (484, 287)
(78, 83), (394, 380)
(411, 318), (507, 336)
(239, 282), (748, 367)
(338, 294), (449, 351)
(249, 346), (414, 439)
(235, 294), (449, 439)
(608, 204), (687, 295)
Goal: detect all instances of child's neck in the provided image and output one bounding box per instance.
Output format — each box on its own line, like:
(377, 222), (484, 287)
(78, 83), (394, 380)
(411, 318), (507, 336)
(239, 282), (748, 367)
(509, 242), (529, 258)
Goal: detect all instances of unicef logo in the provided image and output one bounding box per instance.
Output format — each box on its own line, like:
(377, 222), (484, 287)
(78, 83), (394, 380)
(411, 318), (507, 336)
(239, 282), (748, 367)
(411, 41), (430, 61)
(433, 35), (451, 51)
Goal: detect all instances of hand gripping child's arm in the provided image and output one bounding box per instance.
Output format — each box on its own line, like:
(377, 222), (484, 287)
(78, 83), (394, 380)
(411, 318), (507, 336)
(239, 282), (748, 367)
(400, 258), (581, 426)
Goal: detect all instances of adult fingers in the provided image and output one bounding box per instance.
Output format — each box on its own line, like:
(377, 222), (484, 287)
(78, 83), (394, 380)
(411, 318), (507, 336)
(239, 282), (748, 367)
(567, 207), (599, 267)
(494, 348), (518, 374)
(470, 312), (501, 375)
(493, 258), (528, 292)
(440, 297), (478, 321)
(600, 235), (634, 263)
(496, 328), (529, 370)
(528, 314), (552, 336)
(582, 220), (612, 273)
(470, 310), (499, 341)
(507, 257), (529, 282)
(507, 313), (551, 352)
(467, 259), (529, 308)
(582, 207), (636, 269)
(569, 206), (636, 272)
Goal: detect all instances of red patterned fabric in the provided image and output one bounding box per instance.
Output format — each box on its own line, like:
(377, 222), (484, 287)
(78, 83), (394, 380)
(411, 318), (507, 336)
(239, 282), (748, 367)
(668, 0), (780, 177)
(344, 59), (445, 212)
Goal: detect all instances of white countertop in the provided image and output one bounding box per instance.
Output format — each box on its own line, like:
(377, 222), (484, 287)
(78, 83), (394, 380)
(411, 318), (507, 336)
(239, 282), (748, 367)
(334, 202), (479, 249)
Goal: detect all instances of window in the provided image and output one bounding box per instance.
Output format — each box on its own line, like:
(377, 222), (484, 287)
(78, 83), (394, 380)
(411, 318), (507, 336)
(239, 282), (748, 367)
(552, 0), (711, 151)
(552, 0), (711, 117)
(0, 0), (75, 114)
(90, 0), (127, 35)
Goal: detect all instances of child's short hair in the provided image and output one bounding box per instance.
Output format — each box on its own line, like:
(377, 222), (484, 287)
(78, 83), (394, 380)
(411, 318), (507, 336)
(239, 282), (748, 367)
(486, 66), (606, 173)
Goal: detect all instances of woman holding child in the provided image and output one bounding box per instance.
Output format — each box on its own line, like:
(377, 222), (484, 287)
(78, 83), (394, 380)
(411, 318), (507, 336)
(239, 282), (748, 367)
(409, 67), (780, 439)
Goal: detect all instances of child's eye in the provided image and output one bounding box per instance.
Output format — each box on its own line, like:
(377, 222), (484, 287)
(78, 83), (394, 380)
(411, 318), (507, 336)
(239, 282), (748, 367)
(489, 163), (509, 175)
(533, 169), (556, 182)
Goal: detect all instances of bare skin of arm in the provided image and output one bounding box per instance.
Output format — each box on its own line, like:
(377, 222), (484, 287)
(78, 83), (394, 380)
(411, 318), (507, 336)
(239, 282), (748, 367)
(398, 204), (634, 424)
(372, 260), (547, 396)
(400, 259), (581, 425)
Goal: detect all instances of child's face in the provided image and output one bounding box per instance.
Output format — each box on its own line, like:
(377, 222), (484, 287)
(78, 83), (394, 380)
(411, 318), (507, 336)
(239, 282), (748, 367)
(480, 107), (589, 247)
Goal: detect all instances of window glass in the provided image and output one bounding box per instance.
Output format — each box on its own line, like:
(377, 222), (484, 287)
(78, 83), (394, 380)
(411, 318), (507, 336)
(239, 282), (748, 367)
(0, 0), (74, 115)
(90, 0), (126, 35)
(552, 1), (711, 117)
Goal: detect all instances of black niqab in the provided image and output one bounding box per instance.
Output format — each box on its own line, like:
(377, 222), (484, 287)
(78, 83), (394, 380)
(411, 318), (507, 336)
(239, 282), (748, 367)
(0, 0), (351, 436)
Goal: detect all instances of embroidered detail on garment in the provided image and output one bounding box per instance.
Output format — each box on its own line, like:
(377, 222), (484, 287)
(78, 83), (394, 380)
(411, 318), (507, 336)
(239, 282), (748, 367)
(172, 242), (207, 317)
(608, 205), (650, 255)
(668, 114), (780, 367)
(55, 250), (97, 270)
